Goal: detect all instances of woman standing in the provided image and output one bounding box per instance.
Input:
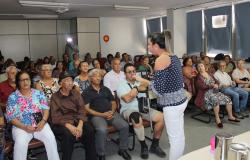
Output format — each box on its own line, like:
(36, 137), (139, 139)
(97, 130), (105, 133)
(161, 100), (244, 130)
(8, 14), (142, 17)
(6, 71), (59, 160)
(148, 32), (188, 160)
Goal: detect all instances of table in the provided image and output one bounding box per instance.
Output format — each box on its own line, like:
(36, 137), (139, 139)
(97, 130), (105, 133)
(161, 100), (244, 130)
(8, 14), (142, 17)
(179, 131), (250, 160)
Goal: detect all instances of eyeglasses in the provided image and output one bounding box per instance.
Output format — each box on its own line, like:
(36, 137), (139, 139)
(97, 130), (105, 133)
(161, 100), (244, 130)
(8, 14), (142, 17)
(126, 70), (136, 74)
(19, 78), (30, 82)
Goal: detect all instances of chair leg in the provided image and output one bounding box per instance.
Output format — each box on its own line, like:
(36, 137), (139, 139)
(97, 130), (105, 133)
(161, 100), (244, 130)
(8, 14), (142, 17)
(191, 111), (212, 123)
(128, 133), (135, 151)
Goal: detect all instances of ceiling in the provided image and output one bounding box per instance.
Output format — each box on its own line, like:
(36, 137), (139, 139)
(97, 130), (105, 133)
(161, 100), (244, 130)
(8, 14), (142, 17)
(0, 0), (228, 19)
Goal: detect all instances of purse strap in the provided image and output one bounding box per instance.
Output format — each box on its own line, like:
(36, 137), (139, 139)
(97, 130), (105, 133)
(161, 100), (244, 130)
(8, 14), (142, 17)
(127, 83), (139, 100)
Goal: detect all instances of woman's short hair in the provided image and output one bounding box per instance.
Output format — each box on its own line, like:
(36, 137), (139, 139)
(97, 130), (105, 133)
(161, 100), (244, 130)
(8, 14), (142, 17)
(15, 71), (31, 90)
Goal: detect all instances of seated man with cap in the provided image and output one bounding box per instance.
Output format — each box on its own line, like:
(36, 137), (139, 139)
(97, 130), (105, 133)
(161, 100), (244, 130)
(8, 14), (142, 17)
(117, 63), (166, 159)
(50, 71), (97, 160)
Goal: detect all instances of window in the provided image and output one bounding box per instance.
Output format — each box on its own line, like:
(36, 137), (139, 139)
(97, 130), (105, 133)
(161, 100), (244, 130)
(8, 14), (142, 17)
(162, 16), (167, 30)
(147, 18), (161, 34)
(204, 6), (232, 56)
(187, 11), (202, 55)
(235, 2), (250, 59)
(146, 16), (167, 34)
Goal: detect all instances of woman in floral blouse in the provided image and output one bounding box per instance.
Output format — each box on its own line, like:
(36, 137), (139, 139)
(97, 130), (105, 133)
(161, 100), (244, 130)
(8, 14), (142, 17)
(6, 71), (59, 160)
(35, 64), (60, 103)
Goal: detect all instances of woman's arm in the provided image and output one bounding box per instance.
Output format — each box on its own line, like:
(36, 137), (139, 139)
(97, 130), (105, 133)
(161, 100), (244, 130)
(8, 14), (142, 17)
(154, 54), (171, 71)
(11, 119), (35, 133)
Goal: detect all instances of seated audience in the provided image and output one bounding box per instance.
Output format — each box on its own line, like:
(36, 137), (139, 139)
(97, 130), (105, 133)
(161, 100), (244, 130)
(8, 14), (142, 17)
(83, 69), (131, 160)
(137, 55), (153, 75)
(0, 58), (16, 83)
(0, 65), (17, 112)
(182, 57), (197, 99)
(62, 53), (70, 71)
(214, 61), (249, 119)
(92, 59), (106, 77)
(52, 61), (64, 78)
(195, 63), (240, 128)
(6, 71), (60, 160)
(43, 56), (50, 64)
(202, 56), (215, 74)
(104, 54), (113, 72)
(115, 52), (121, 60)
(50, 71), (97, 160)
(117, 63), (166, 159)
(96, 52), (106, 69)
(120, 53), (131, 70)
(104, 58), (125, 95)
(84, 53), (94, 69)
(35, 64), (59, 103)
(191, 55), (198, 67)
(224, 55), (236, 75)
(49, 56), (56, 69)
(232, 59), (250, 92)
(199, 51), (205, 60)
(74, 61), (90, 93)
(68, 59), (80, 78)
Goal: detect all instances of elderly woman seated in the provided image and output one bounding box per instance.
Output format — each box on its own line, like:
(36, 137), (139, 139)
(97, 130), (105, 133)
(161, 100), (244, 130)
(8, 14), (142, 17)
(6, 71), (59, 160)
(195, 62), (240, 128)
(224, 55), (236, 75)
(35, 64), (60, 103)
(232, 59), (250, 92)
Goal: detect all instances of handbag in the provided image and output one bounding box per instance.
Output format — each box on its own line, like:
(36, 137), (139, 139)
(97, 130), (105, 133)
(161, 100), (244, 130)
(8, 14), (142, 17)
(32, 112), (43, 124)
(127, 83), (149, 113)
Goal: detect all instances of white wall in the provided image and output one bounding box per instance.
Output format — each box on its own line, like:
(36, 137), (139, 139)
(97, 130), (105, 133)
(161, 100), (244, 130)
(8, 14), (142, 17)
(100, 17), (147, 57)
(77, 18), (100, 58)
(167, 8), (187, 58)
(0, 19), (75, 62)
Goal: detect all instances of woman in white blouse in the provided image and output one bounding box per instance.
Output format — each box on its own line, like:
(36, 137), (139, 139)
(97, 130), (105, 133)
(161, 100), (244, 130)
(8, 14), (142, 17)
(232, 59), (250, 92)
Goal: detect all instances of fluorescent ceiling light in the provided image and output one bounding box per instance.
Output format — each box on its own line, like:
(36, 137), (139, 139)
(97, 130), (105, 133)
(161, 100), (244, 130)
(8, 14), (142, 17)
(0, 14), (58, 19)
(19, 1), (69, 8)
(23, 14), (58, 19)
(113, 5), (150, 10)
